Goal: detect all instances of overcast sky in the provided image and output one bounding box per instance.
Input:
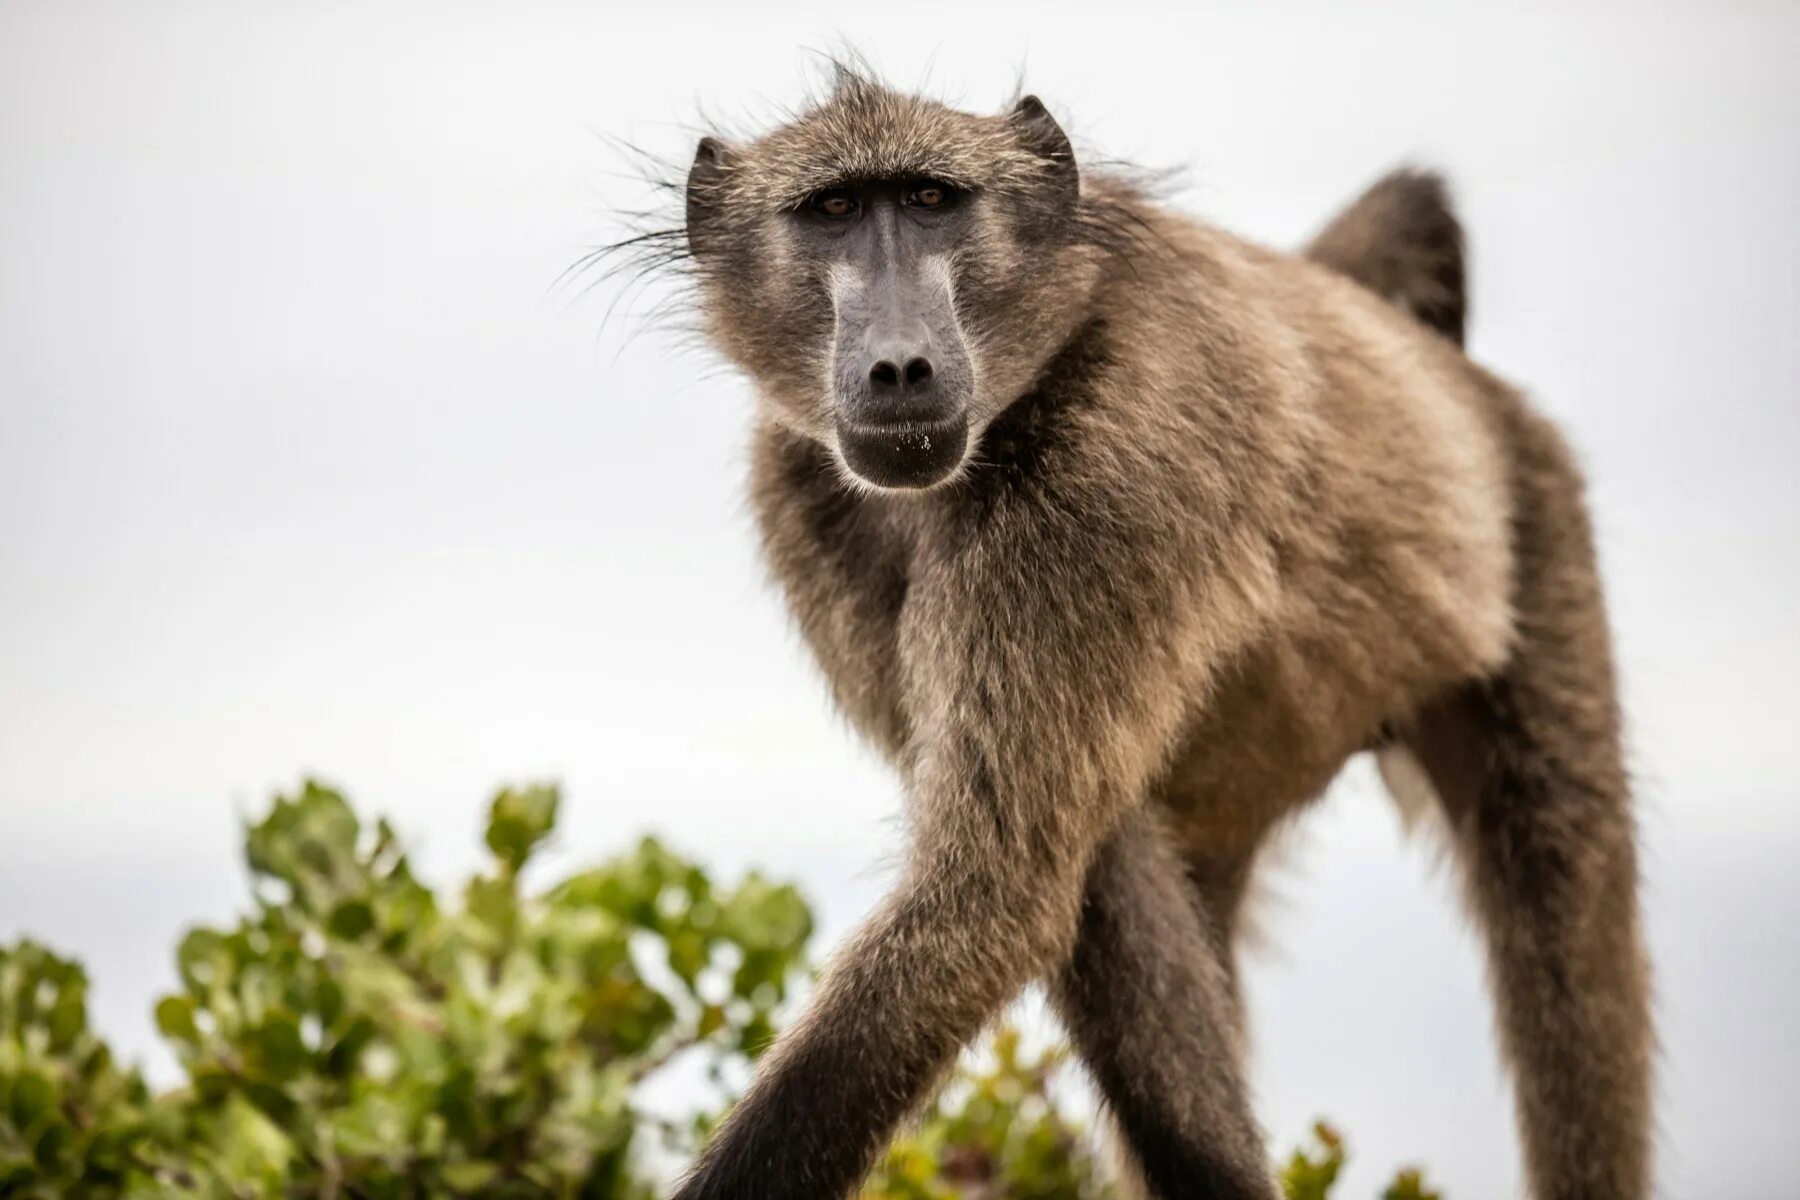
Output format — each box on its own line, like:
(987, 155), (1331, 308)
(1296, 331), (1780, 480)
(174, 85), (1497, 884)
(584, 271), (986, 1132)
(2, 2), (1796, 1197)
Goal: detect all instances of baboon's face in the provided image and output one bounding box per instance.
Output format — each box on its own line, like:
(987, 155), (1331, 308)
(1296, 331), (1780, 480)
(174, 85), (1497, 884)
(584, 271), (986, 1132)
(686, 86), (1098, 490)
(786, 177), (977, 488)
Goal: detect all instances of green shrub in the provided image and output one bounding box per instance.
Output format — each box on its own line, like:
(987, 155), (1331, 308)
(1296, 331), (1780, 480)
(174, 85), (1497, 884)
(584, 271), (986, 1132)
(0, 782), (1438, 1198)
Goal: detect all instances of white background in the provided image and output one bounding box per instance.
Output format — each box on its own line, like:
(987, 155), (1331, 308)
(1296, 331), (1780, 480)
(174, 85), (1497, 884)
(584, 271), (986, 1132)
(3, 2), (1797, 1196)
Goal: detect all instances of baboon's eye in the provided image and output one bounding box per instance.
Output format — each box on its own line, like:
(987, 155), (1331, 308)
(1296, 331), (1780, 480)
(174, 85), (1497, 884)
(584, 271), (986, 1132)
(906, 181), (958, 209)
(811, 190), (859, 219)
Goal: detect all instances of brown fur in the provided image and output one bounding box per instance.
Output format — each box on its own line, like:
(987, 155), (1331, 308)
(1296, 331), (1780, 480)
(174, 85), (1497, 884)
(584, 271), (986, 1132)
(1306, 169), (1469, 346)
(660, 73), (1652, 1200)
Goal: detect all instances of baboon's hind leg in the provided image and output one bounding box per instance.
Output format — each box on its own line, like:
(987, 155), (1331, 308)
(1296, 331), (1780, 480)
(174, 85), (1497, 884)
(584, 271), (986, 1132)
(1394, 414), (1653, 1200)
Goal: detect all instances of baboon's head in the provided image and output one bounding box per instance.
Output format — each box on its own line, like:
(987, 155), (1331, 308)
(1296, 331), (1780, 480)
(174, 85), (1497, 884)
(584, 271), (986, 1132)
(685, 77), (1109, 490)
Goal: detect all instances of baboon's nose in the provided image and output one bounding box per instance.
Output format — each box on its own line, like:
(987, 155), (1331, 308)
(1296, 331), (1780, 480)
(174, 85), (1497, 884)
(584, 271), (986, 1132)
(869, 356), (934, 391)
(854, 332), (953, 427)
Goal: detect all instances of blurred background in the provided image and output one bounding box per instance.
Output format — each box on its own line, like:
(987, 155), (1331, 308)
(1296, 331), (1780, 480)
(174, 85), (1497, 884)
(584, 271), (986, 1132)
(2, 2), (1796, 1196)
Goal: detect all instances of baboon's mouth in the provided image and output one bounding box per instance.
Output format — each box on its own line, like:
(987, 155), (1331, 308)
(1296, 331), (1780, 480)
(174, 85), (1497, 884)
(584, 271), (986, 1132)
(835, 415), (969, 490)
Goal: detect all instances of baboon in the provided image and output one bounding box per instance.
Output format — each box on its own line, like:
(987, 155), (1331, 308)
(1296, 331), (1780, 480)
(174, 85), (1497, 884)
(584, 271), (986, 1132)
(650, 71), (1652, 1200)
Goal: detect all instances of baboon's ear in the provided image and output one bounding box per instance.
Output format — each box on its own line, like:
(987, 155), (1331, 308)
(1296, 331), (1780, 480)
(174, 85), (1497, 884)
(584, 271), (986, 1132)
(685, 136), (732, 258)
(1008, 96), (1078, 216)
(1010, 96), (1075, 167)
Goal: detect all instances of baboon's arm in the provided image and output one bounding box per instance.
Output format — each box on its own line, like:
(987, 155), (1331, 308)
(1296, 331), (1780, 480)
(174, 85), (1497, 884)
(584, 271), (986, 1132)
(672, 489), (1215, 1200)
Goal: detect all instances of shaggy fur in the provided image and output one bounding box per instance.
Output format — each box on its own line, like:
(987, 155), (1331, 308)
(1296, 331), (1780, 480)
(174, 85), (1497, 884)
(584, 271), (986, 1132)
(653, 73), (1652, 1200)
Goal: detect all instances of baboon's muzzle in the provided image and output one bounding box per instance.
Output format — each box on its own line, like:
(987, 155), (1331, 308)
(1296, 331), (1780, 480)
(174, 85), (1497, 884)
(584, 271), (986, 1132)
(831, 262), (972, 489)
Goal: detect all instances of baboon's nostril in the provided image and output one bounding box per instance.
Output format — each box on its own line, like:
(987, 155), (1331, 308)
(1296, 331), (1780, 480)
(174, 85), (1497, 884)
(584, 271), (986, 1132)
(870, 360), (900, 388)
(903, 357), (933, 387)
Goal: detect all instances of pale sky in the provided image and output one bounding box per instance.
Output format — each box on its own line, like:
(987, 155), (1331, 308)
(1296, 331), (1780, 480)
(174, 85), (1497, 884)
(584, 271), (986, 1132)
(2, 3), (1797, 1197)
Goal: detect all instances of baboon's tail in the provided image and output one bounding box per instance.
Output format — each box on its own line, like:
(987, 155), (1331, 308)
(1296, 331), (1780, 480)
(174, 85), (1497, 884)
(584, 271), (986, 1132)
(1304, 169), (1467, 346)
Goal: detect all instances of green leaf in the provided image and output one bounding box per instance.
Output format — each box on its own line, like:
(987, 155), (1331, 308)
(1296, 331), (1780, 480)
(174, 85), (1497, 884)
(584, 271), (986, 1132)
(154, 994), (200, 1043)
(439, 1159), (501, 1191)
(32, 1120), (72, 1171)
(247, 1014), (309, 1081)
(327, 899), (376, 940)
(483, 785), (559, 873)
(8, 1070), (54, 1131)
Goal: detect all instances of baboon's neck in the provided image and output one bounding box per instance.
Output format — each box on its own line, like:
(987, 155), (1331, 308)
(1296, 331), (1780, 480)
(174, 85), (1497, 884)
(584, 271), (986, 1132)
(970, 316), (1116, 482)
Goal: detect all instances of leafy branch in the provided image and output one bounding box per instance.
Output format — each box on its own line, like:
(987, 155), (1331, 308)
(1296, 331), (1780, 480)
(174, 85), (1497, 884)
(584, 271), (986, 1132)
(0, 782), (1439, 1199)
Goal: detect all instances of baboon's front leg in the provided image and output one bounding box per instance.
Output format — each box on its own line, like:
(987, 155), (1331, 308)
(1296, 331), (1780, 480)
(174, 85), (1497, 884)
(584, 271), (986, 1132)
(1052, 808), (1277, 1200)
(672, 750), (1180, 1198)
(673, 515), (1210, 1200)
(671, 826), (1093, 1199)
